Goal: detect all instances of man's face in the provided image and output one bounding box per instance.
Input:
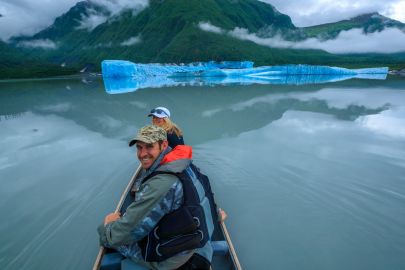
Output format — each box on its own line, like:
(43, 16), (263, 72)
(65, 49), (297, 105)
(136, 141), (166, 169)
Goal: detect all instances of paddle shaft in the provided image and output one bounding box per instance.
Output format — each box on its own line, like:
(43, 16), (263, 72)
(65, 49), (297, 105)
(220, 220), (242, 270)
(92, 165), (142, 270)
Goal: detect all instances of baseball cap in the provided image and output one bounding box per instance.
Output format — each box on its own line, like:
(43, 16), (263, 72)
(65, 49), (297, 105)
(129, 125), (167, 147)
(148, 107), (171, 118)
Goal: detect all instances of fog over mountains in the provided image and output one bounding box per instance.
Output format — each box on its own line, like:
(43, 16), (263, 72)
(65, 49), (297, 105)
(1, 0), (405, 79)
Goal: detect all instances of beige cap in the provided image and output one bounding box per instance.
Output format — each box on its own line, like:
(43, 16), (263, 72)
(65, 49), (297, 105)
(129, 125), (167, 146)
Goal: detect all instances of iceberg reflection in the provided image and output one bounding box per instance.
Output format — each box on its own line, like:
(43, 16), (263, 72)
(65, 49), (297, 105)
(103, 73), (387, 94)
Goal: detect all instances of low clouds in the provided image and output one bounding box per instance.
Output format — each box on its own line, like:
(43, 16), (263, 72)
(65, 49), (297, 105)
(198, 22), (223, 34)
(120, 36), (141, 46)
(95, 0), (149, 16)
(260, 0), (405, 27)
(294, 28), (405, 54)
(0, 0), (149, 41)
(76, 9), (109, 31)
(17, 39), (58, 49)
(199, 21), (405, 54)
(76, 0), (149, 32)
(80, 36), (141, 49)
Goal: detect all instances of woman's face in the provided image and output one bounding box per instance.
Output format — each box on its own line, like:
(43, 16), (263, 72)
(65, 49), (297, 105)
(152, 116), (165, 126)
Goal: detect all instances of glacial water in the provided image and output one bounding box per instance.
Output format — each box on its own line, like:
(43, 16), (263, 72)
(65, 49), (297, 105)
(0, 75), (405, 270)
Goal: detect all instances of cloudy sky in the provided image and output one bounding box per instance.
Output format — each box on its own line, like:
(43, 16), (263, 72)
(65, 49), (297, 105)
(260, 0), (405, 27)
(0, 0), (404, 53)
(1, 0), (404, 41)
(0, 0), (149, 41)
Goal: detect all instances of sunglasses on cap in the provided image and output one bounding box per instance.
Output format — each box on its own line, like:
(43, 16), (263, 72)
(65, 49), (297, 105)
(150, 108), (166, 114)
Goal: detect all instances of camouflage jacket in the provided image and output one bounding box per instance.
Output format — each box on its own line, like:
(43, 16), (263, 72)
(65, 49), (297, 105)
(98, 146), (193, 263)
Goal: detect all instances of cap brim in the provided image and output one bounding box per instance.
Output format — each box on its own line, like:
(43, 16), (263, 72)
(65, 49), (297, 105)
(129, 139), (137, 147)
(147, 112), (167, 118)
(129, 136), (157, 146)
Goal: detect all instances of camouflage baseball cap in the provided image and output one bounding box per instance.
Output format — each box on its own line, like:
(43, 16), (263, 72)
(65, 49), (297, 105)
(129, 125), (167, 147)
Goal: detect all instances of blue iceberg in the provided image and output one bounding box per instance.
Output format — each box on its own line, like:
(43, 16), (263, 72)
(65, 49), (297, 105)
(174, 65), (389, 78)
(102, 60), (388, 79)
(101, 60), (254, 79)
(101, 60), (388, 94)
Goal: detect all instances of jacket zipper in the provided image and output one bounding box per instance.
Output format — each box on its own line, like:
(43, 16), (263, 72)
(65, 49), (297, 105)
(145, 234), (151, 260)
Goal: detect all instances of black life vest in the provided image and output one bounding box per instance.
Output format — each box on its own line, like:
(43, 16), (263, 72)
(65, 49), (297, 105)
(138, 163), (216, 262)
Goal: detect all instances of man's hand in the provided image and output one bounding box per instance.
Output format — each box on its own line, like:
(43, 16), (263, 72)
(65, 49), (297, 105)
(104, 212), (121, 225)
(218, 208), (227, 222)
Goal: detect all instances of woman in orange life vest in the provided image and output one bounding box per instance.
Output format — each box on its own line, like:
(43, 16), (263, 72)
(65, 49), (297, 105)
(148, 106), (185, 149)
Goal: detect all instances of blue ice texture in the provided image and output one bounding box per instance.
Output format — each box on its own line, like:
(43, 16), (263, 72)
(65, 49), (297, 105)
(101, 60), (388, 94)
(101, 60), (254, 79)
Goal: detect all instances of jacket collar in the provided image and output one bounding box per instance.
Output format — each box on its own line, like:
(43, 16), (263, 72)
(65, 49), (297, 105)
(160, 145), (192, 165)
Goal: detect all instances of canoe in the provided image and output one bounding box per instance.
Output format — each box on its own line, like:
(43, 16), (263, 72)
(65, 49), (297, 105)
(93, 165), (242, 270)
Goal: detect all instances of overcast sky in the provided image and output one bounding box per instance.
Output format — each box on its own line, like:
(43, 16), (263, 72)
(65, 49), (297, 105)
(1, 0), (405, 41)
(0, 0), (148, 41)
(260, 0), (405, 27)
(1, 0), (405, 54)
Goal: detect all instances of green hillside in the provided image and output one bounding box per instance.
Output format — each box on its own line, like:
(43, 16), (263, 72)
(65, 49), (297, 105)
(2, 0), (405, 79)
(5, 0), (300, 73)
(72, 0), (299, 64)
(0, 40), (76, 79)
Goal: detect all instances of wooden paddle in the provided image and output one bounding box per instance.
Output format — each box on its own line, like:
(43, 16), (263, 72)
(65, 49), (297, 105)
(219, 215), (242, 270)
(92, 165), (142, 270)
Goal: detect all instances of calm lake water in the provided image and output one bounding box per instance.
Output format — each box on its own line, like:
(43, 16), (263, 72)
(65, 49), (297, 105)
(1, 75), (405, 270)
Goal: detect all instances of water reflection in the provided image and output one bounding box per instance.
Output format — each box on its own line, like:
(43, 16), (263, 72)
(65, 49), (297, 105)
(0, 111), (137, 269)
(0, 77), (401, 146)
(194, 108), (405, 270)
(103, 73), (387, 94)
(1, 76), (405, 270)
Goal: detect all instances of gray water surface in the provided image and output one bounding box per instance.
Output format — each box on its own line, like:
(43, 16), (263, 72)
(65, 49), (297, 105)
(1, 76), (405, 270)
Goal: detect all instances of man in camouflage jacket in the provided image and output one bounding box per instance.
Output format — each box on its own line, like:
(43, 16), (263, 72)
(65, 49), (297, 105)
(98, 125), (213, 269)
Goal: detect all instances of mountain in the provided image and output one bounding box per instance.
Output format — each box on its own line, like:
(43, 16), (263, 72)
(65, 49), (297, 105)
(9, 1), (111, 67)
(303, 12), (405, 39)
(12, 0), (298, 64)
(2, 0), (405, 79)
(13, 2), (109, 43)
